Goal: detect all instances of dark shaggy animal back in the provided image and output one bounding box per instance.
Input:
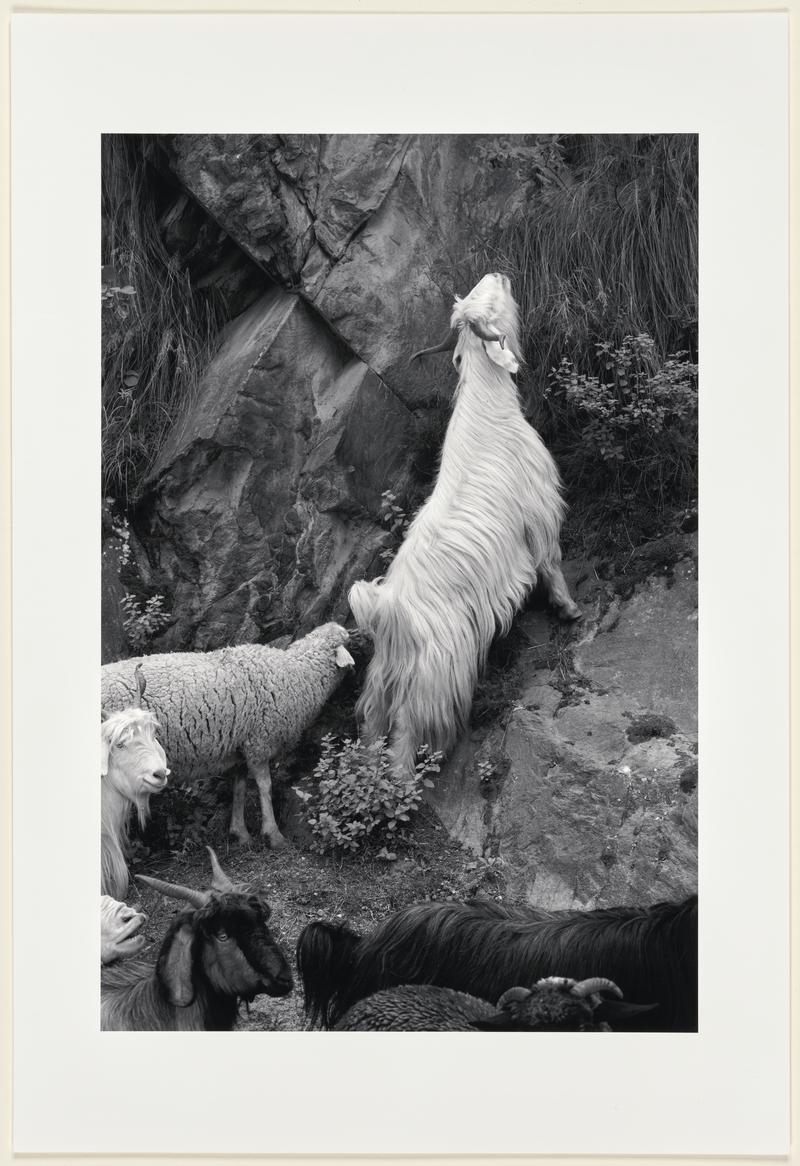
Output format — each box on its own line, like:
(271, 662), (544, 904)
(297, 896), (697, 1031)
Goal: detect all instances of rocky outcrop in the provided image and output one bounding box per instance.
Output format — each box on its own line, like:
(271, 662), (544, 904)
(427, 539), (698, 909)
(128, 133), (555, 649)
(140, 284), (416, 647)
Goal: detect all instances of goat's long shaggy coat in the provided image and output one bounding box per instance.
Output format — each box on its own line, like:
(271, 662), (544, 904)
(101, 708), (168, 898)
(349, 273), (578, 776)
(101, 623), (353, 845)
(297, 895), (698, 1032)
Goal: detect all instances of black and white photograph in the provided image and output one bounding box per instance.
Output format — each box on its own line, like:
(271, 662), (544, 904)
(8, 10), (791, 1159)
(99, 132), (700, 1035)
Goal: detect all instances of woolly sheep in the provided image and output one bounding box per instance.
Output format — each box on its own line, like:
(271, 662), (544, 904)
(333, 976), (631, 1031)
(101, 695), (170, 899)
(349, 273), (579, 778)
(101, 623), (355, 849)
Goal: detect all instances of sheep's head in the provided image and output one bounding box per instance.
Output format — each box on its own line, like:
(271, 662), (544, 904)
(101, 708), (170, 819)
(410, 272), (523, 375)
(472, 976), (655, 1032)
(138, 847), (294, 1008)
(301, 622), (355, 669)
(100, 895), (147, 963)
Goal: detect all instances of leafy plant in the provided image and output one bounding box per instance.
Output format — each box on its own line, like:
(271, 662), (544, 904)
(293, 734), (441, 855)
(546, 333), (697, 504)
(120, 592), (171, 651)
(378, 490), (411, 565)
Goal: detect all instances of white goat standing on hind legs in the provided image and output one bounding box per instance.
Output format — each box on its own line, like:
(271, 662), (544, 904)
(349, 272), (580, 779)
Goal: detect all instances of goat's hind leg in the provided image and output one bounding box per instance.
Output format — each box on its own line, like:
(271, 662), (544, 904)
(539, 559), (581, 621)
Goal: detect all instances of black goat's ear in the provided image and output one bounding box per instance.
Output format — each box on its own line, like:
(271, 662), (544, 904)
(594, 999), (659, 1024)
(157, 920), (196, 1007)
(470, 1012), (511, 1031)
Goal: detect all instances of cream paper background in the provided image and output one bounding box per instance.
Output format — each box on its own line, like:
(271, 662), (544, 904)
(9, 10), (791, 1158)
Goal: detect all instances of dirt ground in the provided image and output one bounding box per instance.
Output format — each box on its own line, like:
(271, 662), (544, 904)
(132, 802), (506, 1031)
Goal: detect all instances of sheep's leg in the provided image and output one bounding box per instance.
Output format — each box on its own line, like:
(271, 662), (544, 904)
(248, 758), (287, 851)
(229, 774), (252, 844)
(540, 560), (581, 621)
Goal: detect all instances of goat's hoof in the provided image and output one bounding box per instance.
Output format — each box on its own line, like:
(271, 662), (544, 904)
(264, 832), (289, 852)
(229, 830), (252, 846)
(559, 604), (582, 622)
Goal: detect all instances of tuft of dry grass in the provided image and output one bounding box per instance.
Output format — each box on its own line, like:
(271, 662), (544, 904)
(102, 135), (222, 503)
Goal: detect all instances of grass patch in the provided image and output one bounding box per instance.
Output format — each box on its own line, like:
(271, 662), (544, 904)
(102, 135), (223, 503)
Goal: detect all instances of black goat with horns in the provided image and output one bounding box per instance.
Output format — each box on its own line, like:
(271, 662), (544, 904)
(101, 846), (293, 1030)
(297, 894), (697, 1032)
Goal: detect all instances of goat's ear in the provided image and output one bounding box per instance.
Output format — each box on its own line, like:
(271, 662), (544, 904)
(157, 920), (196, 1007)
(470, 1011), (511, 1031)
(594, 999), (660, 1024)
(100, 736), (111, 777)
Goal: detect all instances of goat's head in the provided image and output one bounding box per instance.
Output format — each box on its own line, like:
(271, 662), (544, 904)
(100, 895), (147, 963)
(472, 976), (655, 1032)
(411, 272), (523, 376)
(137, 847), (293, 1008)
(101, 707), (170, 817)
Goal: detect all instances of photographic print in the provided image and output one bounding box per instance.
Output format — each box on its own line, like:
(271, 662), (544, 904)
(99, 132), (699, 1034)
(11, 11), (789, 1157)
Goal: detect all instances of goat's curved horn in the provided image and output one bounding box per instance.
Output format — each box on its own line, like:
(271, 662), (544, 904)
(571, 977), (623, 1000)
(409, 329), (457, 362)
(135, 874), (209, 909)
(496, 986), (533, 1010)
(206, 846), (236, 892)
(468, 320), (506, 347)
(133, 662), (146, 706)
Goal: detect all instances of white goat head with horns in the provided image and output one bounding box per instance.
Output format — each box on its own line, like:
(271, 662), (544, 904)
(412, 272), (523, 375)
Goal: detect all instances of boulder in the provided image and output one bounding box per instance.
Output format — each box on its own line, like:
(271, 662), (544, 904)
(428, 541), (698, 909)
(140, 284), (416, 648)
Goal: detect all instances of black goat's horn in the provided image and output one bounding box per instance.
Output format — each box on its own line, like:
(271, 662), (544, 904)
(571, 977), (623, 1000)
(496, 986), (532, 1009)
(136, 874), (209, 909)
(206, 846), (236, 892)
(409, 328), (457, 362)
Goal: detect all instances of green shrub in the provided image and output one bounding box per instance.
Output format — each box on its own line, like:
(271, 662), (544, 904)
(293, 734), (441, 854)
(129, 777), (224, 862)
(546, 332), (697, 505)
(120, 592), (171, 651)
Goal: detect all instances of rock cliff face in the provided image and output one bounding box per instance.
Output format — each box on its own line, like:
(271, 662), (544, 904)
(428, 538), (698, 908)
(123, 134), (554, 649)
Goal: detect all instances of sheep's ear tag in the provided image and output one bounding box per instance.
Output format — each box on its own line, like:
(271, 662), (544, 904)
(336, 646), (355, 668)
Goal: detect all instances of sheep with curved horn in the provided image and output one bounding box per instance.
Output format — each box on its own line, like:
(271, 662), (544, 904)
(101, 847), (293, 1030)
(333, 975), (647, 1032)
(349, 273), (579, 779)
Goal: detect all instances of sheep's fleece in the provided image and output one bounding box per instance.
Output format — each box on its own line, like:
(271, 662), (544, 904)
(101, 623), (354, 844)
